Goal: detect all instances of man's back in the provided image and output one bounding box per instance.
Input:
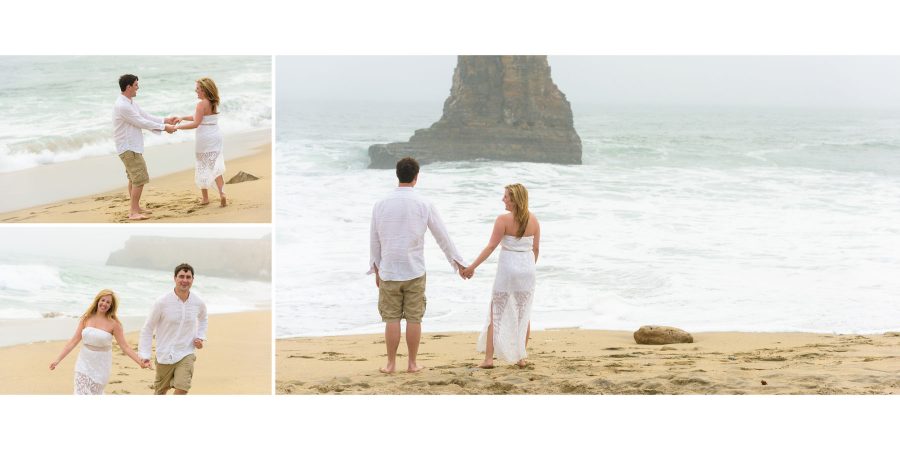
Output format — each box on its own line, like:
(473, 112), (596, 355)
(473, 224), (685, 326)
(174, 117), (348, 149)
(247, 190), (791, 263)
(371, 187), (434, 282)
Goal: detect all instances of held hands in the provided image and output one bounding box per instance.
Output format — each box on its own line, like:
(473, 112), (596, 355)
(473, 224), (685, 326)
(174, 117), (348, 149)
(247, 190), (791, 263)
(49, 360), (59, 370)
(141, 359), (153, 370)
(456, 262), (474, 280)
(164, 116), (182, 134)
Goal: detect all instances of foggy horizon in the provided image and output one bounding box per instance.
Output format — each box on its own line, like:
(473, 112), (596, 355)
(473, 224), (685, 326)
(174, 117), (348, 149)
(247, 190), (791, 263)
(278, 56), (900, 109)
(0, 228), (271, 264)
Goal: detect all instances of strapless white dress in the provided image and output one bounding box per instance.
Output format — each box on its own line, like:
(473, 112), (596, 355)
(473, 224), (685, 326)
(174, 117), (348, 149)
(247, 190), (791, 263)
(194, 114), (225, 189)
(477, 235), (536, 363)
(74, 327), (113, 395)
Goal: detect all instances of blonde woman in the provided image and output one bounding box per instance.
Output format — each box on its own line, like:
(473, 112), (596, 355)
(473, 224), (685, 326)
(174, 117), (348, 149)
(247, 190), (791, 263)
(175, 77), (227, 206)
(462, 183), (541, 368)
(49, 289), (148, 394)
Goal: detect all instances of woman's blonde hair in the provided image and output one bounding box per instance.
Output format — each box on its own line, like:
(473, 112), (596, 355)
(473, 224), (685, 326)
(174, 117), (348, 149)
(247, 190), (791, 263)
(196, 77), (220, 114)
(80, 289), (120, 323)
(505, 183), (530, 238)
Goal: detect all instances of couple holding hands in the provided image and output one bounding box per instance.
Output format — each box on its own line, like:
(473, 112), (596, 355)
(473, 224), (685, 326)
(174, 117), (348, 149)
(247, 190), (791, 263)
(369, 157), (541, 373)
(114, 74), (227, 220)
(50, 263), (208, 395)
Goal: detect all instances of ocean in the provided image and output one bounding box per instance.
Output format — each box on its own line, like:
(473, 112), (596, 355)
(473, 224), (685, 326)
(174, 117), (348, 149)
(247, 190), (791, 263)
(0, 56), (271, 173)
(0, 252), (271, 345)
(275, 101), (900, 337)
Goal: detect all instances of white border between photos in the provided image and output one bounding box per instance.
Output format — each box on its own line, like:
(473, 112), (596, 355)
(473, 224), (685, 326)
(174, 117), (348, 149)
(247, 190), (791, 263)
(1, 0), (900, 54)
(2, 396), (899, 449)
(3, 0), (900, 448)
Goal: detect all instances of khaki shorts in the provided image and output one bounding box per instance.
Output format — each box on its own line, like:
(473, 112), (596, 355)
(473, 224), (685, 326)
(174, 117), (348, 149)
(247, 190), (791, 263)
(378, 274), (426, 323)
(119, 150), (150, 186)
(154, 354), (196, 394)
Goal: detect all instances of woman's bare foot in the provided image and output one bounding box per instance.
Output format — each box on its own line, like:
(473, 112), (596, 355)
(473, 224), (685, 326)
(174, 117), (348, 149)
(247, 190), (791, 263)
(379, 362), (396, 374)
(219, 194), (227, 207)
(516, 359), (528, 368)
(407, 363), (425, 373)
(199, 200), (210, 206)
(127, 213), (149, 221)
(478, 360), (495, 369)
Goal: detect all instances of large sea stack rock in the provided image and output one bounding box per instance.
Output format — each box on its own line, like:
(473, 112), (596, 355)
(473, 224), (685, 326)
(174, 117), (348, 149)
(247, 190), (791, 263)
(633, 326), (694, 345)
(368, 55), (582, 168)
(106, 234), (271, 281)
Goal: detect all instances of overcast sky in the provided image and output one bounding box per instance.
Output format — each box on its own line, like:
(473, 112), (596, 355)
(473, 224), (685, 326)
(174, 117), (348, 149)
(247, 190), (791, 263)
(1, 227), (270, 263)
(278, 56), (900, 108)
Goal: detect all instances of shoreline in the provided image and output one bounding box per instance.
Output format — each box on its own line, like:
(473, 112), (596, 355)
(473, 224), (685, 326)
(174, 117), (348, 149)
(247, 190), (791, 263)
(277, 328), (900, 394)
(0, 128), (271, 222)
(0, 307), (269, 348)
(0, 310), (271, 395)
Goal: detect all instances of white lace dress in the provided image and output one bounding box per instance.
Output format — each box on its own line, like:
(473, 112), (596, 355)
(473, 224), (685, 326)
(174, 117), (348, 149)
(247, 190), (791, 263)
(477, 235), (536, 363)
(74, 327), (113, 395)
(194, 114), (225, 189)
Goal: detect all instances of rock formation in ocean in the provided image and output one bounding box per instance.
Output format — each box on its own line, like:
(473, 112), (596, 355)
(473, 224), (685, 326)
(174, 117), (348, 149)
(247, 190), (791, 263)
(633, 325), (694, 345)
(106, 234), (271, 281)
(368, 55), (582, 168)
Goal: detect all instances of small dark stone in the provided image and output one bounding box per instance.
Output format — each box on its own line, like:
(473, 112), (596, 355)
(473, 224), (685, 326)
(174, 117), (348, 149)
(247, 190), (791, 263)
(633, 325), (694, 345)
(226, 171), (260, 184)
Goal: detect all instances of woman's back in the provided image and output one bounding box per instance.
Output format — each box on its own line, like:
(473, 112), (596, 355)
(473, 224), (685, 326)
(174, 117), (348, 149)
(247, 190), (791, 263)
(500, 212), (539, 238)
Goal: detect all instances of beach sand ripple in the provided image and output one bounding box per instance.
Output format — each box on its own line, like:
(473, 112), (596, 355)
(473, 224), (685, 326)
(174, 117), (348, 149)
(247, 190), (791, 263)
(276, 329), (900, 395)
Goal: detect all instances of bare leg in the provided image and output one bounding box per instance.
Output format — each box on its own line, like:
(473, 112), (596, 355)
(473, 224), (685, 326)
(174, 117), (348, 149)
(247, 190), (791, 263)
(380, 321), (401, 373)
(200, 188), (210, 205)
(216, 175), (226, 206)
(480, 308), (495, 368)
(517, 321), (531, 368)
(126, 181), (132, 199)
(128, 184), (148, 220)
(406, 322), (424, 372)
(173, 389), (188, 395)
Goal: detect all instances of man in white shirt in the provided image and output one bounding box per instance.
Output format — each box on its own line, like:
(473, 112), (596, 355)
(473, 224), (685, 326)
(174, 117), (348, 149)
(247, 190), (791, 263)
(139, 263), (208, 395)
(369, 157), (467, 374)
(114, 74), (179, 220)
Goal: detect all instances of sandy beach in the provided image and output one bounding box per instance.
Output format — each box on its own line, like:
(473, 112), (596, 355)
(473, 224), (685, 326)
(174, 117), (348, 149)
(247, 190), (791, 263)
(276, 329), (900, 394)
(0, 129), (271, 223)
(0, 310), (271, 395)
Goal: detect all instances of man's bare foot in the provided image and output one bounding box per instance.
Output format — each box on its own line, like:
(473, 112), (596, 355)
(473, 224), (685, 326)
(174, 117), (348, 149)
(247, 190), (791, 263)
(478, 361), (495, 369)
(127, 213), (149, 220)
(379, 363), (396, 374)
(516, 359), (528, 368)
(407, 363), (425, 373)
(219, 194), (227, 207)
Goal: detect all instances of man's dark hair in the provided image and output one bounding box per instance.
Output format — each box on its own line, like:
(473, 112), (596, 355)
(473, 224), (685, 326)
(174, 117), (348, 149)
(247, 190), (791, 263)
(119, 74), (138, 92)
(396, 157), (419, 183)
(173, 263), (195, 277)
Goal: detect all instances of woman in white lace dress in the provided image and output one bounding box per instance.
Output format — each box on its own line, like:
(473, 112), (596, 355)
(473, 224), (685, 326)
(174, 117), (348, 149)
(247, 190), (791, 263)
(175, 77), (227, 207)
(49, 289), (148, 394)
(463, 183), (541, 368)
